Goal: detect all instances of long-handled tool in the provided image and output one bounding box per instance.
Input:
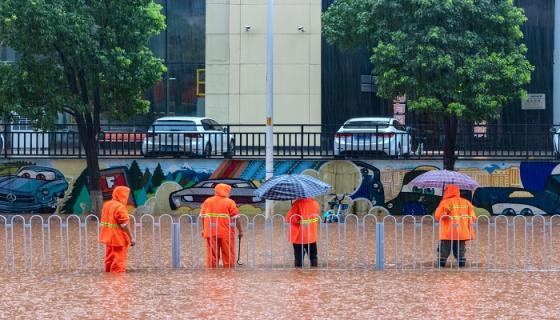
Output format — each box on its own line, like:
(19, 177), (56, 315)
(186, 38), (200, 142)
(237, 234), (243, 265)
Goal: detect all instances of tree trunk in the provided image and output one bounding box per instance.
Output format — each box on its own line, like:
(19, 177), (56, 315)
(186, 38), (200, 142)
(76, 115), (103, 216)
(443, 114), (458, 170)
(85, 139), (103, 216)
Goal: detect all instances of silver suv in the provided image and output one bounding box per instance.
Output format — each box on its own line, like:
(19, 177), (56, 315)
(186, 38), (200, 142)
(141, 117), (234, 157)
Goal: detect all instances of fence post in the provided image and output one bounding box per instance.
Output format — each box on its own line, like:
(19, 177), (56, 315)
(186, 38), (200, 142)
(300, 125), (304, 159)
(376, 222), (385, 270)
(171, 223), (181, 269)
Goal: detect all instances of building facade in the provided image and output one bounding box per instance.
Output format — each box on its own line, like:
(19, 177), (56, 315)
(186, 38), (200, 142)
(0, 0), (556, 128)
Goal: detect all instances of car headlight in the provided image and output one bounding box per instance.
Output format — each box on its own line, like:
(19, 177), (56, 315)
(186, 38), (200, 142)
(183, 195), (193, 202)
(41, 189), (49, 196)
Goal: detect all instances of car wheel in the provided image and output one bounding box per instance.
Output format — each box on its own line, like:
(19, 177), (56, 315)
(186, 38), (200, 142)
(501, 208), (516, 216)
(204, 142), (212, 157)
(520, 208), (534, 216)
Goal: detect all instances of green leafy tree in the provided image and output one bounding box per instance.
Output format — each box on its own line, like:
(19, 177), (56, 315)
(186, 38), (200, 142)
(151, 163), (165, 189)
(128, 160), (143, 190)
(323, 0), (533, 169)
(0, 0), (166, 214)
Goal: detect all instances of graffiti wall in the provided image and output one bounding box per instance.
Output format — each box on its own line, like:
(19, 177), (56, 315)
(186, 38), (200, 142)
(0, 159), (558, 216)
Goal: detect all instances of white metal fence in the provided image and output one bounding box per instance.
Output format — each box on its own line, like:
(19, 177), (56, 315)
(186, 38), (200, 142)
(1, 214), (560, 272)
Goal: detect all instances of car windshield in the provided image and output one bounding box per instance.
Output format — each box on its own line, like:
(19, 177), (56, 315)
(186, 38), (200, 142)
(152, 120), (197, 132)
(343, 121), (390, 129)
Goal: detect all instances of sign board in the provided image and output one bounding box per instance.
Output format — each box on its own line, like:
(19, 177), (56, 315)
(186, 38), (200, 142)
(521, 94), (546, 110)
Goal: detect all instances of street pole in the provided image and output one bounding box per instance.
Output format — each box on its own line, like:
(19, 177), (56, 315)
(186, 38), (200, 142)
(554, 0), (560, 125)
(265, 0), (274, 219)
(164, 0), (169, 116)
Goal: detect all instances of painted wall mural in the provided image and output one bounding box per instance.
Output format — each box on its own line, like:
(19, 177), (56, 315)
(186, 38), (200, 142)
(0, 159), (558, 216)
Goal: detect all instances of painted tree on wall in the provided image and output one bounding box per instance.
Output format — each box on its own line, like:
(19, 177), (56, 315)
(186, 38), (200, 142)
(142, 167), (153, 192)
(61, 168), (88, 215)
(129, 160), (143, 191)
(323, 0), (534, 169)
(151, 164), (165, 189)
(0, 1), (166, 214)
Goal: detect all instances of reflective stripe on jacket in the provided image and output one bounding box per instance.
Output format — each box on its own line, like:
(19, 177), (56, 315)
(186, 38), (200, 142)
(99, 186), (131, 247)
(286, 198), (320, 244)
(200, 184), (239, 238)
(434, 184), (476, 241)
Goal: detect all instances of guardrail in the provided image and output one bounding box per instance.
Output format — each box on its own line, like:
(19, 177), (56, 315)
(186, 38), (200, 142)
(0, 123), (556, 160)
(1, 213), (560, 272)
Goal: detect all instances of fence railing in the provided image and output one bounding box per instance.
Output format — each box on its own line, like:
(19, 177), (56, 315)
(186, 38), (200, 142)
(1, 213), (560, 272)
(0, 123), (557, 160)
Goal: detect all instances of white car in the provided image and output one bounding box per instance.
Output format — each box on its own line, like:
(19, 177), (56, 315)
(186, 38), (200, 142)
(142, 117), (235, 157)
(333, 117), (411, 157)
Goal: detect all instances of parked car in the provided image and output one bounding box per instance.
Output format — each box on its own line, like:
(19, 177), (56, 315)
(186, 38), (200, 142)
(0, 166), (69, 213)
(333, 117), (411, 157)
(142, 117), (235, 157)
(169, 179), (264, 210)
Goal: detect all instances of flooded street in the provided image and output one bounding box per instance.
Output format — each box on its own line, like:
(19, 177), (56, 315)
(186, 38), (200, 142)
(1, 270), (559, 319)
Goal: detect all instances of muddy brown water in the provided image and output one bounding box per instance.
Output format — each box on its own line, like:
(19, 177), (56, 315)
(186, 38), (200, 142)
(1, 270), (560, 319)
(1, 215), (560, 318)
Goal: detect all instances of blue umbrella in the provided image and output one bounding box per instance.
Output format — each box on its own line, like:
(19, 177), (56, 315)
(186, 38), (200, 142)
(254, 174), (332, 200)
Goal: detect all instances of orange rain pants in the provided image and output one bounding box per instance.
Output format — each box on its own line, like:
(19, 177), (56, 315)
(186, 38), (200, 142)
(205, 236), (235, 269)
(104, 245), (128, 273)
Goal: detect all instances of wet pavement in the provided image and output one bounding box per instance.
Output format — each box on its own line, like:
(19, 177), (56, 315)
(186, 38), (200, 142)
(1, 269), (559, 319)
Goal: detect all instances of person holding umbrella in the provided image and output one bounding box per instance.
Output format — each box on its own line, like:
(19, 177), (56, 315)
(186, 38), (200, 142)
(286, 198), (321, 267)
(254, 174), (332, 268)
(434, 184), (477, 268)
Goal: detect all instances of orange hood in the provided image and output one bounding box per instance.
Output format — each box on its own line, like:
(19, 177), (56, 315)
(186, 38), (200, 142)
(112, 186), (130, 205)
(214, 183), (232, 198)
(442, 184), (460, 200)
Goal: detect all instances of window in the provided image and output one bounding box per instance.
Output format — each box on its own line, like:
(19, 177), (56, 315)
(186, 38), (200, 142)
(233, 182), (251, 188)
(200, 119), (213, 131)
(392, 120), (406, 131)
(152, 120), (197, 132)
(343, 120), (389, 129)
(209, 119), (223, 131)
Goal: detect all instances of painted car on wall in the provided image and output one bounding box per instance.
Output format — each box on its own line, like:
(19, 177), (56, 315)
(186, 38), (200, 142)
(472, 187), (560, 216)
(169, 179), (264, 210)
(0, 166), (68, 213)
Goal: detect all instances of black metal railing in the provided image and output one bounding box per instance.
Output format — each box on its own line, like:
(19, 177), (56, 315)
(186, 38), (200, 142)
(0, 123), (556, 160)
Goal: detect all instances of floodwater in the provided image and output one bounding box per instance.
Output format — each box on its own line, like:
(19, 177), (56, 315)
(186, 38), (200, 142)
(1, 270), (560, 319)
(2, 215), (560, 318)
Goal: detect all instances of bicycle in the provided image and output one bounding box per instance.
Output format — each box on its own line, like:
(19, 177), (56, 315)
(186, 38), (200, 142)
(322, 193), (350, 223)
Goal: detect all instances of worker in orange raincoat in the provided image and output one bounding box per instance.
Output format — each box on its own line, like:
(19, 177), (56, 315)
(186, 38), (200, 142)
(434, 184), (476, 268)
(99, 186), (135, 273)
(200, 183), (243, 269)
(286, 198), (320, 268)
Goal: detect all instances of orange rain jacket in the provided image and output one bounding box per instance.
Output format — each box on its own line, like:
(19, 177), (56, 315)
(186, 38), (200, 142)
(434, 185), (476, 241)
(286, 198), (320, 244)
(200, 184), (239, 238)
(99, 186), (131, 247)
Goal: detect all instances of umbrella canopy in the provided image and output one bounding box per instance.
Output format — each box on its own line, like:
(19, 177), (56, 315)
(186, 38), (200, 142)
(408, 170), (479, 191)
(254, 174), (332, 200)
